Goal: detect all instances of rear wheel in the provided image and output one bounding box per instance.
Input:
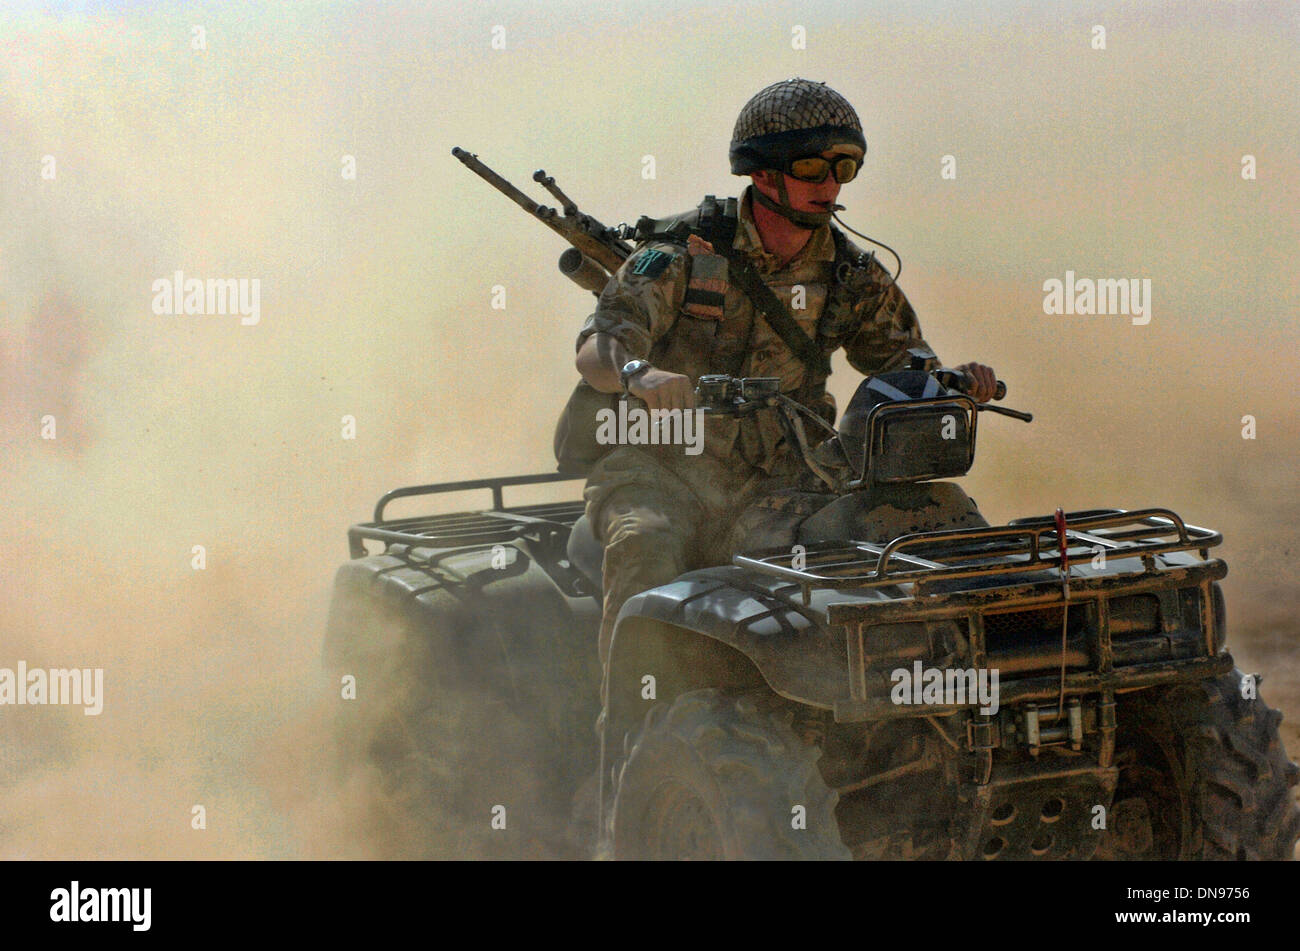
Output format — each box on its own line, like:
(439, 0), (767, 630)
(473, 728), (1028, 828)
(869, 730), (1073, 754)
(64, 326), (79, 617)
(326, 586), (575, 858)
(611, 689), (850, 860)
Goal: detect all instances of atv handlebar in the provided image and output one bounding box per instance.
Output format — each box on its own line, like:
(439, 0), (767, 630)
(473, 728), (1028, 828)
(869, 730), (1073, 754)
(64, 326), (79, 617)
(686, 369), (1031, 495)
(693, 372), (1025, 419)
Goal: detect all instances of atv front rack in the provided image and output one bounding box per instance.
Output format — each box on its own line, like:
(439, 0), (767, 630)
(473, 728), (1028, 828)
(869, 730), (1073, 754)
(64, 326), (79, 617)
(733, 508), (1221, 604)
(348, 472), (585, 558)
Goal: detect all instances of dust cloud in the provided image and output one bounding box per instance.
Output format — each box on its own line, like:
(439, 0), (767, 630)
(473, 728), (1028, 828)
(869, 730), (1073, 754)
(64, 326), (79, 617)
(1, 1), (1296, 858)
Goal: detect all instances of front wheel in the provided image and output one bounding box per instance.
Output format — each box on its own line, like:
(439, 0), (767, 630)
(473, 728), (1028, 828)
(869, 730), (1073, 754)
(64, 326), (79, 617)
(1100, 669), (1300, 860)
(611, 689), (850, 860)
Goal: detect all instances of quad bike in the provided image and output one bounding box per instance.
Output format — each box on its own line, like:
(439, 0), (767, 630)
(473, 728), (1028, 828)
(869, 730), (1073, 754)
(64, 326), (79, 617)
(323, 360), (1300, 860)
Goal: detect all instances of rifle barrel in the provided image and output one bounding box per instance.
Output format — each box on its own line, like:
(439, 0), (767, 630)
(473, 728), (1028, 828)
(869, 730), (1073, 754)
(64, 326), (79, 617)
(452, 147), (546, 219)
(452, 146), (631, 276)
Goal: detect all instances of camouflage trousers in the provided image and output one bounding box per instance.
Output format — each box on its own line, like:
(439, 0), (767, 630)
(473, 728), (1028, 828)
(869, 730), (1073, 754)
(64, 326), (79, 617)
(584, 445), (804, 666)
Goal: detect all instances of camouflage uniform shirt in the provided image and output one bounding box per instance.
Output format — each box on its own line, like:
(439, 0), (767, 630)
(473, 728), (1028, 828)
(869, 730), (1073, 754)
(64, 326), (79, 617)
(576, 185), (941, 474)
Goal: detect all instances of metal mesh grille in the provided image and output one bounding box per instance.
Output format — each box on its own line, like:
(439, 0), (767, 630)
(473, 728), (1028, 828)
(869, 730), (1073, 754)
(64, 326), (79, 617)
(984, 606), (1088, 649)
(732, 78), (862, 140)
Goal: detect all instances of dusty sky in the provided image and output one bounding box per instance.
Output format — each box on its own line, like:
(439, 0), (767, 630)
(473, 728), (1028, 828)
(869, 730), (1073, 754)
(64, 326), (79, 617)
(1, 0), (1296, 858)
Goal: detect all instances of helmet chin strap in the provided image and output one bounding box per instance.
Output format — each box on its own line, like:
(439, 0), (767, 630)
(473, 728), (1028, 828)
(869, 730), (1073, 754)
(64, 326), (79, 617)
(752, 176), (841, 229)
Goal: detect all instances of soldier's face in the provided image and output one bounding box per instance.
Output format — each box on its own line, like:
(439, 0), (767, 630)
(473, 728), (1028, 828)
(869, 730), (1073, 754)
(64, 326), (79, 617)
(753, 149), (854, 216)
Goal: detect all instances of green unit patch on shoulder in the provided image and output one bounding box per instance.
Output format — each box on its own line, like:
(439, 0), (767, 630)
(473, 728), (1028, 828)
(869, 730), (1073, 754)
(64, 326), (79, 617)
(629, 247), (674, 278)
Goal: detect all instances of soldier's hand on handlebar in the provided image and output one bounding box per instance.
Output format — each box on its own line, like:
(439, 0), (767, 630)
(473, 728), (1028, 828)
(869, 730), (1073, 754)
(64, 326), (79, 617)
(953, 362), (998, 403)
(628, 369), (696, 411)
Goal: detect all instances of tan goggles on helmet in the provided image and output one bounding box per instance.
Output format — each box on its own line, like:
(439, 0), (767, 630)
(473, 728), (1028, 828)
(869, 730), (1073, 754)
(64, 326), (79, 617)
(787, 154), (861, 184)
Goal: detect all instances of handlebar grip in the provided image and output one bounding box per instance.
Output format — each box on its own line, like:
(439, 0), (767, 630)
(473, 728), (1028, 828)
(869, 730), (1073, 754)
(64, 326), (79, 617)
(937, 369), (1006, 401)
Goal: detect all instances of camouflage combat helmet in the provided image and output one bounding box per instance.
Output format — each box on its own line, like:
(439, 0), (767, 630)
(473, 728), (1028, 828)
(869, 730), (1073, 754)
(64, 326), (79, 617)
(730, 78), (867, 228)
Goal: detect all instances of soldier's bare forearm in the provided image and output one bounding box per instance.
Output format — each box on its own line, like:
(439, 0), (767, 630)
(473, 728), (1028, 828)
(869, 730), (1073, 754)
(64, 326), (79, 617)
(576, 333), (630, 393)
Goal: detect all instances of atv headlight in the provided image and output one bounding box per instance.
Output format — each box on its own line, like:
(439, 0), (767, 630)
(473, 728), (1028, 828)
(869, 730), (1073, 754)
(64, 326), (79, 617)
(1108, 594), (1160, 639)
(1175, 583), (1227, 653)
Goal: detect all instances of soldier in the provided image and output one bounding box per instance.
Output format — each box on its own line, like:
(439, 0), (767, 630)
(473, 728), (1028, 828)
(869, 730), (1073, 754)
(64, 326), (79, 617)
(575, 78), (997, 664)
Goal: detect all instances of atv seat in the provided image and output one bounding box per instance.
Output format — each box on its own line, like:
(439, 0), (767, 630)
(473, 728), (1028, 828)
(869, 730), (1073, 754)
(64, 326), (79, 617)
(567, 513), (605, 592)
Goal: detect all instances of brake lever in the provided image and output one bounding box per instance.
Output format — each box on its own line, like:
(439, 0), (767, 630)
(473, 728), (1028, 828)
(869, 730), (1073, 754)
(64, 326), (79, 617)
(935, 369), (1031, 422)
(977, 404), (1033, 423)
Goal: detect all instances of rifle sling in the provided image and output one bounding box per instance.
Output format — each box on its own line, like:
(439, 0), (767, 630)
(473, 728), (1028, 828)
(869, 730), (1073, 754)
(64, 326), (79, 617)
(699, 196), (831, 379)
(717, 243), (831, 378)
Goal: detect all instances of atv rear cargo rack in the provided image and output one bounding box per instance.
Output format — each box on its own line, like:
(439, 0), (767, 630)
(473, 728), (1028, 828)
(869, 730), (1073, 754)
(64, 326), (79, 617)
(733, 508), (1221, 605)
(347, 472), (584, 558)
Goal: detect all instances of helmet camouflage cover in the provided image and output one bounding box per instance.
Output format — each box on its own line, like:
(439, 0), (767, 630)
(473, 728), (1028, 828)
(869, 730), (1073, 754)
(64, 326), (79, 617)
(730, 78), (867, 176)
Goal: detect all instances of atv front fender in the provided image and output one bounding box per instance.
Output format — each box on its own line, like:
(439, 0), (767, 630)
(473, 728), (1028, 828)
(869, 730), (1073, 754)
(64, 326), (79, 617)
(604, 567), (853, 751)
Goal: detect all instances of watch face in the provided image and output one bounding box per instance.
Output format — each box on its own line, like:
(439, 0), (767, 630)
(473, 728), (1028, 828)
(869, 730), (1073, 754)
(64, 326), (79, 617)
(621, 361), (649, 389)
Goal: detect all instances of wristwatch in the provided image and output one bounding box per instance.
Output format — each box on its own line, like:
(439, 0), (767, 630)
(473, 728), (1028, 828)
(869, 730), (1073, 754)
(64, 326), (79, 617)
(619, 359), (653, 393)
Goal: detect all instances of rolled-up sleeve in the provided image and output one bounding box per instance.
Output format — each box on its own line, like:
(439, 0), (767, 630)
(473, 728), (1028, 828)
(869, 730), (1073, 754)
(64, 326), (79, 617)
(575, 241), (689, 359)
